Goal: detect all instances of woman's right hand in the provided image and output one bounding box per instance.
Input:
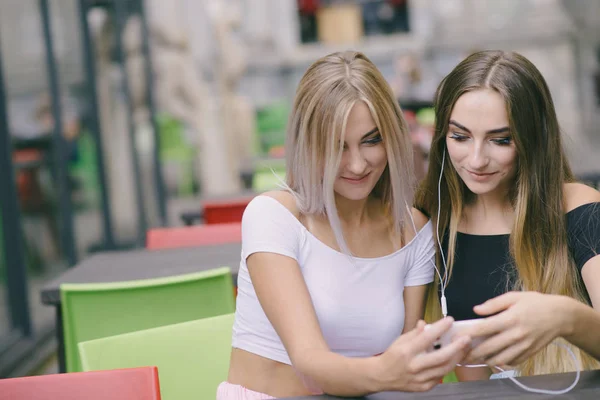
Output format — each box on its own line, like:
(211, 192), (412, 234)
(376, 317), (471, 392)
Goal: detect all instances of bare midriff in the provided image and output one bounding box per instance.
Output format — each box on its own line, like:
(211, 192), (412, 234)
(226, 347), (317, 398)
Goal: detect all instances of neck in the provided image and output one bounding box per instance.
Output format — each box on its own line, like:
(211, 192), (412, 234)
(334, 193), (374, 228)
(471, 191), (511, 214)
(463, 190), (514, 233)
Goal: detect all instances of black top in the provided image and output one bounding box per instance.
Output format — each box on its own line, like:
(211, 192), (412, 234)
(442, 202), (600, 321)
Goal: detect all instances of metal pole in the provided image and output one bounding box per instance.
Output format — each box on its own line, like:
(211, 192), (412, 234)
(139, 0), (168, 226)
(39, 0), (78, 266)
(114, 0), (147, 244)
(76, 0), (116, 249)
(0, 39), (32, 336)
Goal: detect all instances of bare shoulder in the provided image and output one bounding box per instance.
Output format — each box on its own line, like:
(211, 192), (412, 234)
(564, 183), (600, 212)
(410, 207), (430, 232)
(260, 190), (302, 219)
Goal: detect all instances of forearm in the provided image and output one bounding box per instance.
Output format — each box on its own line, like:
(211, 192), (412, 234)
(294, 349), (385, 396)
(560, 296), (600, 361)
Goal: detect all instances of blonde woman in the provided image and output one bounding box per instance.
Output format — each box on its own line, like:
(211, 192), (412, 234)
(416, 50), (600, 381)
(218, 51), (471, 399)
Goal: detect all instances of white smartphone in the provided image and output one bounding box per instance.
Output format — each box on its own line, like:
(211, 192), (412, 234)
(426, 319), (490, 351)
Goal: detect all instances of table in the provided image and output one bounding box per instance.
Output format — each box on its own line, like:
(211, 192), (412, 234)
(40, 243), (242, 372)
(285, 370), (600, 399)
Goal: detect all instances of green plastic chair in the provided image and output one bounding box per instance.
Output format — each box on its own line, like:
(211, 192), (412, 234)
(79, 313), (235, 400)
(61, 267), (235, 373)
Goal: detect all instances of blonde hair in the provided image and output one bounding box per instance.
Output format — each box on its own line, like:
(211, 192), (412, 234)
(416, 50), (599, 376)
(285, 51), (415, 254)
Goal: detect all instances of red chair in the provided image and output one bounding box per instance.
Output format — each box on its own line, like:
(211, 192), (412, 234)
(146, 222), (242, 250)
(202, 196), (254, 225)
(13, 149), (45, 209)
(0, 366), (161, 400)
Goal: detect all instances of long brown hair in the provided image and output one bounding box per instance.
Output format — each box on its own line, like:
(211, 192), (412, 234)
(415, 50), (598, 375)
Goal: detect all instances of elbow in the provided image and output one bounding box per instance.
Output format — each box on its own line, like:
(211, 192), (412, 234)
(289, 350), (327, 394)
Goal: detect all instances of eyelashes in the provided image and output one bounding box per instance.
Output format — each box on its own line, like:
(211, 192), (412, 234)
(341, 134), (383, 151)
(491, 137), (512, 145)
(449, 133), (467, 142)
(363, 134), (383, 145)
(449, 133), (512, 146)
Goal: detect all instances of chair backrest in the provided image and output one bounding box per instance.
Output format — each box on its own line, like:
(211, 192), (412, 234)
(0, 367), (161, 400)
(79, 314), (235, 400)
(202, 197), (253, 225)
(146, 222), (241, 250)
(61, 267), (235, 373)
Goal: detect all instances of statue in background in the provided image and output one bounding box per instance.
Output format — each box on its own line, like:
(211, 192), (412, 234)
(88, 8), (139, 240)
(150, 0), (240, 195)
(209, 0), (256, 187)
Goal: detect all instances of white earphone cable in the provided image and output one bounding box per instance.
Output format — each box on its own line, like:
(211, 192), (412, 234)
(433, 151), (448, 317)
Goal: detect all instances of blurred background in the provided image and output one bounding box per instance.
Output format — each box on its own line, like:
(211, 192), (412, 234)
(0, 0), (599, 378)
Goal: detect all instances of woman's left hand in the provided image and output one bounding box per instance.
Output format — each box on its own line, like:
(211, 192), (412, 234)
(459, 291), (572, 368)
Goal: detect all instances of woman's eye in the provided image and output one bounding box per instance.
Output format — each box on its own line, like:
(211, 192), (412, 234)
(363, 135), (382, 145)
(449, 132), (468, 141)
(492, 137), (512, 145)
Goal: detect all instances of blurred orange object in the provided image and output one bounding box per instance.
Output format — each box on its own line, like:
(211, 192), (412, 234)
(0, 366), (161, 400)
(316, 3), (363, 44)
(146, 222), (242, 250)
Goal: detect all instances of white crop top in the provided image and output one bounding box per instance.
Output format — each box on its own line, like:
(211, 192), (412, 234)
(231, 195), (435, 365)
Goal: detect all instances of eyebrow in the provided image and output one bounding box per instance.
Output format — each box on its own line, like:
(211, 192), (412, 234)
(361, 127), (379, 140)
(449, 119), (510, 134)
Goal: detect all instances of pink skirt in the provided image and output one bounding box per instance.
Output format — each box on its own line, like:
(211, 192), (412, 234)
(216, 382), (276, 400)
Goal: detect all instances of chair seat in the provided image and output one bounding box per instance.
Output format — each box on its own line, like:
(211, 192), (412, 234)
(79, 314), (235, 400)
